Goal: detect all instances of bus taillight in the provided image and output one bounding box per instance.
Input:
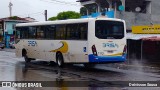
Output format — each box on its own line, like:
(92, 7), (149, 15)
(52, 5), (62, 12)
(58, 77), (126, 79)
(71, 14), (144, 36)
(123, 45), (127, 55)
(92, 45), (97, 56)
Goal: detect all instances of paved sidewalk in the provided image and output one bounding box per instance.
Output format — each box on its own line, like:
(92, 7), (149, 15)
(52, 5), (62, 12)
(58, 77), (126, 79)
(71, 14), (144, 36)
(1, 48), (15, 52)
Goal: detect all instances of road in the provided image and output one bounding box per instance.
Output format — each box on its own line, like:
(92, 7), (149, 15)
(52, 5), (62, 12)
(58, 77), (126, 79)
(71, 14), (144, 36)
(0, 49), (160, 90)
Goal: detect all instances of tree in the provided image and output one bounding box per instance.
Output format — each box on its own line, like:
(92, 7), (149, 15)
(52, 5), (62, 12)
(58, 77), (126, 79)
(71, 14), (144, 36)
(48, 11), (81, 21)
(9, 16), (19, 20)
(48, 16), (57, 21)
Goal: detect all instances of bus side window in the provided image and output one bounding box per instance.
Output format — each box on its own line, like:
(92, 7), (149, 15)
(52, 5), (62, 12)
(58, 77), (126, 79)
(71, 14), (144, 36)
(45, 25), (56, 39)
(79, 23), (88, 40)
(15, 27), (20, 39)
(20, 27), (29, 39)
(37, 26), (45, 39)
(56, 24), (66, 40)
(28, 26), (36, 39)
(66, 24), (79, 40)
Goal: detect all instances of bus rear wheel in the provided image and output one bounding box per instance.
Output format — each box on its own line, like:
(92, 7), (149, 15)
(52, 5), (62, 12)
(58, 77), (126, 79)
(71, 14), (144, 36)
(56, 53), (64, 67)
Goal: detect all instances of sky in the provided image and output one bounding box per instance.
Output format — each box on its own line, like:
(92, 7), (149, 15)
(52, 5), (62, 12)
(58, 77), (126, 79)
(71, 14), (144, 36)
(0, 0), (81, 21)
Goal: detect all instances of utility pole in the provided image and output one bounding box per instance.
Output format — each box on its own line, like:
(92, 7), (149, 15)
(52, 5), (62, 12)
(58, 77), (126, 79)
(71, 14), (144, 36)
(9, 1), (13, 17)
(45, 10), (47, 21)
(114, 2), (117, 18)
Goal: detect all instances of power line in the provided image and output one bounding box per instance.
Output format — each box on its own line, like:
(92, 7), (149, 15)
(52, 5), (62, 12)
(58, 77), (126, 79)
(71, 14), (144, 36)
(15, 11), (44, 17)
(51, 0), (79, 5)
(40, 0), (81, 7)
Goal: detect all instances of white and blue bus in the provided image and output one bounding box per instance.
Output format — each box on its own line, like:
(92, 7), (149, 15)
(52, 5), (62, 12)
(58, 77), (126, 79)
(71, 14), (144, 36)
(15, 18), (127, 67)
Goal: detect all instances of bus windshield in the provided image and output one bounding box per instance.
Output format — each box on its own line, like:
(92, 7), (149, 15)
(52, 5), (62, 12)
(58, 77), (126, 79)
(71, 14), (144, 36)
(95, 20), (124, 39)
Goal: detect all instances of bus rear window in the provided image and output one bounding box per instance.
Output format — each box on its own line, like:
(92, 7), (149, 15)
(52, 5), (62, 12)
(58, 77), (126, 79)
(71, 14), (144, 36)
(95, 20), (124, 39)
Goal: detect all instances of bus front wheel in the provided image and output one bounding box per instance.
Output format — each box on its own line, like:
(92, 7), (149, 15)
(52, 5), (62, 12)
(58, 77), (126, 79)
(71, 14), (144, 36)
(24, 55), (31, 63)
(56, 53), (64, 67)
(22, 50), (31, 63)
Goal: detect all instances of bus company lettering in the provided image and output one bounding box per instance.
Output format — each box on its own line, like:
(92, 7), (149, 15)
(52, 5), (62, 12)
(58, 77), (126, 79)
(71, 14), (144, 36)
(28, 41), (37, 46)
(103, 43), (119, 48)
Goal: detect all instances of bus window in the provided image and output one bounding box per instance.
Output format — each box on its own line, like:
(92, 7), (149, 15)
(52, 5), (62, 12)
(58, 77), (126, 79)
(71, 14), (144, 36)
(79, 23), (88, 40)
(28, 26), (36, 39)
(37, 26), (45, 39)
(45, 25), (56, 39)
(66, 24), (79, 40)
(95, 20), (124, 39)
(15, 27), (20, 39)
(19, 27), (29, 39)
(56, 25), (66, 40)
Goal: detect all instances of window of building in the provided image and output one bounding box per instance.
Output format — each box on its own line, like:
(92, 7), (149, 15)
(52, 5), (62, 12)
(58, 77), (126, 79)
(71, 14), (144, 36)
(125, 1), (151, 13)
(12, 24), (16, 30)
(0, 25), (2, 29)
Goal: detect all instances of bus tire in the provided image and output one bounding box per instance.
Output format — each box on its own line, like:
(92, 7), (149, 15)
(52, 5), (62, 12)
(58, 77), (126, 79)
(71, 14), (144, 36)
(56, 53), (64, 67)
(24, 55), (31, 63)
(22, 49), (31, 63)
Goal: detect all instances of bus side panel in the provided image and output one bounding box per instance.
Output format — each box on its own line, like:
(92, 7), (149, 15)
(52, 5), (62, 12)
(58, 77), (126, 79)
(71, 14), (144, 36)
(88, 20), (96, 62)
(66, 41), (88, 63)
(15, 40), (24, 57)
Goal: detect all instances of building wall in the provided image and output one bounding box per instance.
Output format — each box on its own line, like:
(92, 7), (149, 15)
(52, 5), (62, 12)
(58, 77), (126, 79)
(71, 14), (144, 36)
(116, 11), (151, 30)
(5, 21), (17, 34)
(117, 0), (160, 30)
(4, 21), (19, 48)
(80, 0), (160, 30)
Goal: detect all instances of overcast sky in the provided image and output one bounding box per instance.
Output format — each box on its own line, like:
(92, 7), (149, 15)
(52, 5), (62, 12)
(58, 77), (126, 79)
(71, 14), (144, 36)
(0, 0), (80, 21)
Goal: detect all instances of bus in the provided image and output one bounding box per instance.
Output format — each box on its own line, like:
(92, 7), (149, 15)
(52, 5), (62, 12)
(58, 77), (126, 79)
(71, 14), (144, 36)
(15, 18), (127, 67)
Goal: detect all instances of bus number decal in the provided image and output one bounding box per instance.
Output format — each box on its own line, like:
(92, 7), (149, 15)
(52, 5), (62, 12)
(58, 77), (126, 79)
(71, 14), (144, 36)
(28, 41), (37, 46)
(103, 43), (119, 48)
(98, 52), (104, 55)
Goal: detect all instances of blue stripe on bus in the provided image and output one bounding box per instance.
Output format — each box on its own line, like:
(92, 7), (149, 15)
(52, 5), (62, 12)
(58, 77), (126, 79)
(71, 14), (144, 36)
(89, 54), (126, 63)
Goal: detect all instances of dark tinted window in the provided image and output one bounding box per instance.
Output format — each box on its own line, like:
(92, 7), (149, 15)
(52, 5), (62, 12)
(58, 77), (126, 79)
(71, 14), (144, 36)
(79, 23), (88, 40)
(95, 20), (124, 39)
(16, 23), (88, 40)
(37, 26), (45, 39)
(21, 27), (29, 39)
(66, 24), (79, 40)
(28, 27), (36, 39)
(66, 23), (88, 40)
(15, 27), (21, 39)
(45, 25), (56, 39)
(56, 25), (66, 39)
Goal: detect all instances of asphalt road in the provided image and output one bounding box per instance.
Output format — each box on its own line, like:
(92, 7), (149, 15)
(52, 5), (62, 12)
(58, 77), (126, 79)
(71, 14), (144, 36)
(0, 49), (160, 90)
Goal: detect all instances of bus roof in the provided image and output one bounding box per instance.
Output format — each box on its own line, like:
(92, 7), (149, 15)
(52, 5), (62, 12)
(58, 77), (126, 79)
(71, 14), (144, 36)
(16, 18), (124, 27)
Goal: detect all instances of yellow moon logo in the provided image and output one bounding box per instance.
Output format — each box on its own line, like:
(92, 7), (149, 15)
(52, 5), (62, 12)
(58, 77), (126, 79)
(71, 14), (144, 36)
(50, 41), (68, 53)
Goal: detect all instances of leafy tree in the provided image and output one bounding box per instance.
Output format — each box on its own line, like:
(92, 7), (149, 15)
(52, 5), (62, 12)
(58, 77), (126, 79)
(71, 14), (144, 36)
(48, 11), (81, 21)
(48, 16), (57, 21)
(9, 16), (19, 20)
